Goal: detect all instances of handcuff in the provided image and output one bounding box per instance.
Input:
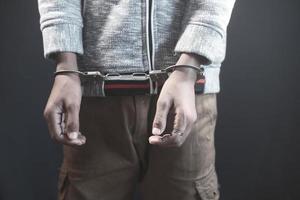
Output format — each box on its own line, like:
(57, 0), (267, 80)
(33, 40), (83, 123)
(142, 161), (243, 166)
(54, 64), (205, 97)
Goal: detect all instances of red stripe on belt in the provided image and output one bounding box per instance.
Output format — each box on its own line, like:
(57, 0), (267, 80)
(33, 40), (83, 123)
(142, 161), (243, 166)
(104, 83), (150, 89)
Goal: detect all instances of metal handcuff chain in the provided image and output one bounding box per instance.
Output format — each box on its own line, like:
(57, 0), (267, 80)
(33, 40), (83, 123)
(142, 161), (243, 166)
(53, 65), (205, 96)
(54, 70), (104, 77)
(53, 64), (204, 78)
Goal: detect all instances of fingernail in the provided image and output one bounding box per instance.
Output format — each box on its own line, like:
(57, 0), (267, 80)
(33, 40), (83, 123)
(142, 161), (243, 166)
(68, 132), (78, 140)
(152, 127), (161, 135)
(149, 136), (162, 144)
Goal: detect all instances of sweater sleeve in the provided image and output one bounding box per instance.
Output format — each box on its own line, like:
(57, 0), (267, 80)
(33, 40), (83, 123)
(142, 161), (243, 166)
(37, 0), (83, 60)
(174, 0), (236, 65)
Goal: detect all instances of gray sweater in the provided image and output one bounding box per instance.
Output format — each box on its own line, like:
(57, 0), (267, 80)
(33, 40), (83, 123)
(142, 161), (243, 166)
(38, 0), (235, 94)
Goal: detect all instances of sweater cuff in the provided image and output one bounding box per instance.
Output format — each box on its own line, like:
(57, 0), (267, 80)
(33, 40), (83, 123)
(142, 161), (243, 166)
(174, 24), (226, 65)
(41, 23), (83, 60)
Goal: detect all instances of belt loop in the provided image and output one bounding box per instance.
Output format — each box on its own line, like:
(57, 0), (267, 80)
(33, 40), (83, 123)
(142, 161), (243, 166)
(149, 70), (169, 95)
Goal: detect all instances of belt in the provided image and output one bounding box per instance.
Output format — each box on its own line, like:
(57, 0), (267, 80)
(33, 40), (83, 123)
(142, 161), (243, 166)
(79, 70), (205, 97)
(54, 68), (205, 97)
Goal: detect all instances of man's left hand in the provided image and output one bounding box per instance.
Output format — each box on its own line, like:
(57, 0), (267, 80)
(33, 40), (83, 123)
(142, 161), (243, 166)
(149, 53), (206, 147)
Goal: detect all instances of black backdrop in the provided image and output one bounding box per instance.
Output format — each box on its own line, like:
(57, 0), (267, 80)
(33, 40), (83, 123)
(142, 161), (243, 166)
(0, 0), (299, 199)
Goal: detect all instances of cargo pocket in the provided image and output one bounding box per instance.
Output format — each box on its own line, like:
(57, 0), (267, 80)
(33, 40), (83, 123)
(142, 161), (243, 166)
(195, 168), (220, 200)
(58, 169), (69, 200)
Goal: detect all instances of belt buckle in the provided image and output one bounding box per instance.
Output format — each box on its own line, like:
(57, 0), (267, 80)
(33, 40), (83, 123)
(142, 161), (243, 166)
(81, 70), (169, 97)
(104, 73), (151, 96)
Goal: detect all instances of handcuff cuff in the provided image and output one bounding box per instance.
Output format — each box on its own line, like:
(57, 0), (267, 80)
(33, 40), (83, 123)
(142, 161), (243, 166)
(54, 64), (206, 97)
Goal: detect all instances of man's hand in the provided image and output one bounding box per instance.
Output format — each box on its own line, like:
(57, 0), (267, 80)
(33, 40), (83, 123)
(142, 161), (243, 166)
(149, 53), (205, 147)
(43, 53), (86, 146)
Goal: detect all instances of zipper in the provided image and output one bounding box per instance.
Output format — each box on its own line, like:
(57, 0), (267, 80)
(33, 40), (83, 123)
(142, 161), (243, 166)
(146, 0), (154, 71)
(150, 0), (155, 69)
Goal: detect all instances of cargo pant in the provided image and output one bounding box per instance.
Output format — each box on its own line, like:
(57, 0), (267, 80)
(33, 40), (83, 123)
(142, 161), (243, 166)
(58, 93), (219, 200)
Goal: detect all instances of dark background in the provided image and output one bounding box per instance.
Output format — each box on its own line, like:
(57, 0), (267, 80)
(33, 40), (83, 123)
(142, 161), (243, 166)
(0, 0), (299, 199)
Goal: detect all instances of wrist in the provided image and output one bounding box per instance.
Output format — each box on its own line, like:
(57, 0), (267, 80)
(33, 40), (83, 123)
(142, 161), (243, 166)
(55, 52), (78, 71)
(171, 68), (197, 83)
(55, 72), (81, 81)
(176, 53), (207, 67)
(172, 53), (206, 83)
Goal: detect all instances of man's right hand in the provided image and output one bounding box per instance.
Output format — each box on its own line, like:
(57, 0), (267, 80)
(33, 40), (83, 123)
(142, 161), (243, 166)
(43, 53), (86, 146)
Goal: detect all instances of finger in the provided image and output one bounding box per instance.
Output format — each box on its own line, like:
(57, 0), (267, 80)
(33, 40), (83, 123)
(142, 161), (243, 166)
(61, 113), (85, 145)
(44, 104), (85, 146)
(172, 109), (186, 137)
(44, 103), (66, 144)
(64, 103), (80, 133)
(149, 133), (170, 144)
(152, 97), (172, 135)
(149, 134), (181, 147)
(64, 102), (86, 145)
(149, 110), (187, 147)
(165, 108), (196, 147)
(64, 131), (86, 146)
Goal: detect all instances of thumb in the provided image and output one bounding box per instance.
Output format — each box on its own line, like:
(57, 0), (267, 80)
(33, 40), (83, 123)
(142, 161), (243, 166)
(152, 98), (171, 135)
(64, 103), (85, 144)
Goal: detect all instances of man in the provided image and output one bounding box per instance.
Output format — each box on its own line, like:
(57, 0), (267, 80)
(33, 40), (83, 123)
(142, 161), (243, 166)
(38, 0), (235, 199)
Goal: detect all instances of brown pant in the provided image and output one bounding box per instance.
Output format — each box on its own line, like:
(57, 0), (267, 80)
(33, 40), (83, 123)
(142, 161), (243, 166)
(58, 94), (219, 200)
